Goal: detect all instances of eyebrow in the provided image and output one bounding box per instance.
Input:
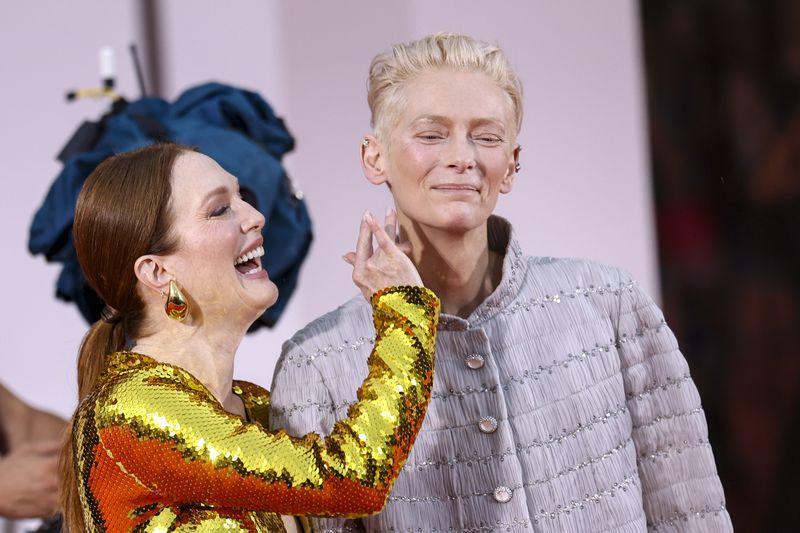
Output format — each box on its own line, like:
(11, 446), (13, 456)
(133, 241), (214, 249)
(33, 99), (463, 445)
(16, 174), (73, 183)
(200, 185), (230, 206)
(200, 177), (240, 206)
(413, 115), (507, 130)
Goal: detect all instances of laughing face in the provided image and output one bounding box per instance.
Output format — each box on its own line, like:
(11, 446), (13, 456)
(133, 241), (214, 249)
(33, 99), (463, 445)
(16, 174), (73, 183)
(366, 69), (518, 234)
(160, 152), (278, 324)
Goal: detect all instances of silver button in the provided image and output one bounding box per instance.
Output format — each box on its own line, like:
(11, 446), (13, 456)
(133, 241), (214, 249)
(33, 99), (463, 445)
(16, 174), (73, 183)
(478, 416), (498, 434)
(493, 486), (513, 503)
(465, 353), (485, 369)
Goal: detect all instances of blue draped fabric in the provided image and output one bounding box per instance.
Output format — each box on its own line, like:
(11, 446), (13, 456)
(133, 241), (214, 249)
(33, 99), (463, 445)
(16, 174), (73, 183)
(29, 82), (312, 330)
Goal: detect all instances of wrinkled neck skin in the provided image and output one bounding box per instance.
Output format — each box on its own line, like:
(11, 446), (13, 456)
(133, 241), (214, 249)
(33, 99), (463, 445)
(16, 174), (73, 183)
(129, 309), (252, 416)
(400, 216), (503, 318)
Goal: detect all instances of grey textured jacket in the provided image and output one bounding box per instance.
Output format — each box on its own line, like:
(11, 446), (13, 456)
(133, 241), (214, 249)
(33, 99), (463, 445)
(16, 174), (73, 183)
(269, 217), (732, 532)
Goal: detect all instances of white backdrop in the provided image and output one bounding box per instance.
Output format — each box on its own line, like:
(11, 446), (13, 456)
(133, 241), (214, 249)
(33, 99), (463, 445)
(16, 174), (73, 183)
(0, 1), (655, 425)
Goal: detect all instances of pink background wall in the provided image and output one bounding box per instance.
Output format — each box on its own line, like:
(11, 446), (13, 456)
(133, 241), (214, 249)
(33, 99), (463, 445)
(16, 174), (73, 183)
(0, 0), (655, 425)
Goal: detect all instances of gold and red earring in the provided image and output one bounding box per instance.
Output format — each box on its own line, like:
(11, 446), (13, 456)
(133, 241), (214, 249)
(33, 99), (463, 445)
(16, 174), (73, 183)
(165, 279), (189, 321)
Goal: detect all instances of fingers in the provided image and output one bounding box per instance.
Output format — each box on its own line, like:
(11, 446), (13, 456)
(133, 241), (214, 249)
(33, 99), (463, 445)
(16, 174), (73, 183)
(365, 212), (396, 254)
(385, 207), (414, 256)
(346, 208), (408, 265)
(39, 454), (60, 481)
(384, 207), (397, 243)
(29, 440), (62, 455)
(354, 213), (374, 266)
(7, 440), (60, 459)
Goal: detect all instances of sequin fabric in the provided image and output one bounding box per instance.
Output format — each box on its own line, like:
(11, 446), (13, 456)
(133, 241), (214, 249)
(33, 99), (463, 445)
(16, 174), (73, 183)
(72, 286), (439, 532)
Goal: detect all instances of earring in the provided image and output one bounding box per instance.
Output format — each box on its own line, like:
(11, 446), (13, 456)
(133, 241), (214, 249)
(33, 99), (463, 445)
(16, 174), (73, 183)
(362, 139), (369, 147)
(165, 279), (189, 321)
(515, 163), (521, 172)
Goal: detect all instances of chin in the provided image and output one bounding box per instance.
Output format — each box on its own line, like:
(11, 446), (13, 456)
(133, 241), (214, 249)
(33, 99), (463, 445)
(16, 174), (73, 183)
(254, 281), (280, 311)
(430, 209), (489, 233)
(231, 281), (279, 322)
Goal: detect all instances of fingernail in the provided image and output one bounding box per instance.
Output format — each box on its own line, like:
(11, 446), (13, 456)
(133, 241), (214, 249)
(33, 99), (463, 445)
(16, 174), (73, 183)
(385, 207), (391, 218)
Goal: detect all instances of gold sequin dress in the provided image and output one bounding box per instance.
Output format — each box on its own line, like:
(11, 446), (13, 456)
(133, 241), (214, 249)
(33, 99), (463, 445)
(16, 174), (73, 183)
(71, 286), (439, 532)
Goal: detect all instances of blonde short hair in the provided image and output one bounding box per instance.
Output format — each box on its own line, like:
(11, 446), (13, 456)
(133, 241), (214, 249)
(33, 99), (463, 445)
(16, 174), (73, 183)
(367, 32), (523, 141)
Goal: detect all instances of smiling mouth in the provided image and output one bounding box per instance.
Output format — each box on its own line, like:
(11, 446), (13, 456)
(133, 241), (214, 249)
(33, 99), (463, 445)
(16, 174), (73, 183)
(432, 184), (479, 192)
(234, 245), (264, 275)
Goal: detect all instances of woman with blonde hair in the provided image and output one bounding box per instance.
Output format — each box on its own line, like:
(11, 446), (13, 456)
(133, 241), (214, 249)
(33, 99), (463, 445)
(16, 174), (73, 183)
(59, 142), (439, 532)
(270, 33), (732, 532)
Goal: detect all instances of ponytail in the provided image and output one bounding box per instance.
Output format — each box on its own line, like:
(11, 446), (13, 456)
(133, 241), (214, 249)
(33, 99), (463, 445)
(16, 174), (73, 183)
(58, 319), (126, 532)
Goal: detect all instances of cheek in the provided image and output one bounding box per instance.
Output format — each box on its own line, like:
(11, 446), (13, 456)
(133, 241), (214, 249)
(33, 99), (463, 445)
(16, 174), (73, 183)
(482, 151), (513, 185)
(391, 143), (437, 184)
(180, 227), (239, 272)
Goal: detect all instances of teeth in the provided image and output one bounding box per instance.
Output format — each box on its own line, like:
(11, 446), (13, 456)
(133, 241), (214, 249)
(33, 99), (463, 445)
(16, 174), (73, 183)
(245, 266), (262, 275)
(235, 245), (264, 265)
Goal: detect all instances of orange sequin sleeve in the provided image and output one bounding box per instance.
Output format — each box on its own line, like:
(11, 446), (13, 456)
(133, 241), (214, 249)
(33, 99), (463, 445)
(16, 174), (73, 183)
(88, 286), (438, 519)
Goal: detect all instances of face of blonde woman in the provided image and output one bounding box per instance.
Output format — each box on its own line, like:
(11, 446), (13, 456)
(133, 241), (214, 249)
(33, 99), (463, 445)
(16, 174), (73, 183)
(161, 152), (278, 324)
(372, 69), (518, 235)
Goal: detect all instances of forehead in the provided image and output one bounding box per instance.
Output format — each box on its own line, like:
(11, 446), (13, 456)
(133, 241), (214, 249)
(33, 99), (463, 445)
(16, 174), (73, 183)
(398, 69), (512, 126)
(170, 152), (237, 201)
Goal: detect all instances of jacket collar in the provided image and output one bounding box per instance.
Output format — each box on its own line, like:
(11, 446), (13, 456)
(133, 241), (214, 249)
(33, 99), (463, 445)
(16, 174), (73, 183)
(437, 215), (528, 331)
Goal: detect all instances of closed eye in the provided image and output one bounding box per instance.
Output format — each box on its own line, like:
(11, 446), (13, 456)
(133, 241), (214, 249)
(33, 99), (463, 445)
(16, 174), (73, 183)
(209, 205), (230, 218)
(417, 132), (446, 142)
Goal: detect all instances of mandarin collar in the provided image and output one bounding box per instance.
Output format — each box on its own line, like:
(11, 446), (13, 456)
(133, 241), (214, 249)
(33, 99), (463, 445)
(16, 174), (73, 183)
(437, 216), (528, 331)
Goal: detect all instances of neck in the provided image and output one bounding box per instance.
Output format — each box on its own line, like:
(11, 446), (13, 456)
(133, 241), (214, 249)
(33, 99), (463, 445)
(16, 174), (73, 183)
(403, 219), (504, 318)
(130, 316), (249, 414)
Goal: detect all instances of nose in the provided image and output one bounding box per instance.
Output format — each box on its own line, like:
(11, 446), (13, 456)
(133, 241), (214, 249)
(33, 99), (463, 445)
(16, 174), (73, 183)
(445, 135), (476, 172)
(240, 199), (265, 233)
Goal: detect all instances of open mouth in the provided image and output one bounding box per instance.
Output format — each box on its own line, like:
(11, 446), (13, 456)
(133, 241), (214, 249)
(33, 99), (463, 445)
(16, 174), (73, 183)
(234, 245), (264, 276)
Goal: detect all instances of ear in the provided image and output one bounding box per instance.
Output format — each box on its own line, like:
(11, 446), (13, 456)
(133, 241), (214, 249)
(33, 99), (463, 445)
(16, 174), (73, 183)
(500, 144), (521, 194)
(134, 254), (173, 295)
(360, 134), (388, 185)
